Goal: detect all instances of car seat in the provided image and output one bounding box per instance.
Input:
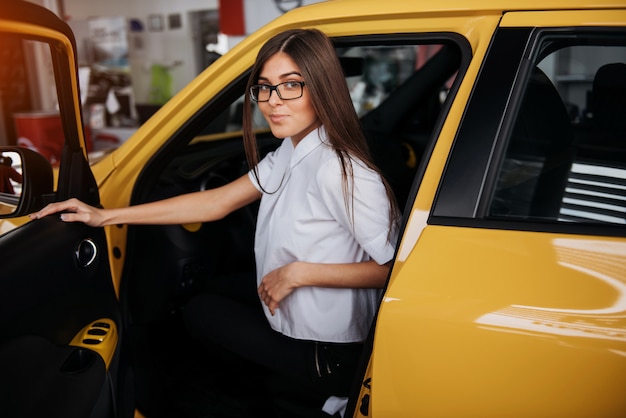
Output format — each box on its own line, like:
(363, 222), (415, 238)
(510, 67), (576, 219)
(591, 62), (626, 151)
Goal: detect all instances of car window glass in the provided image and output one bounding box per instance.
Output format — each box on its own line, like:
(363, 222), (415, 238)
(488, 41), (626, 225)
(0, 35), (60, 216)
(1, 36), (61, 164)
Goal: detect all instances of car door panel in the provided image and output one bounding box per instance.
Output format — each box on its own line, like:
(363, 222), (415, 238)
(375, 226), (626, 416)
(0, 335), (107, 418)
(0, 216), (120, 417)
(0, 217), (118, 341)
(0, 3), (122, 416)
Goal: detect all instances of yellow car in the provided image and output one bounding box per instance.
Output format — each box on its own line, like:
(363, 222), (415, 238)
(1, 0), (625, 417)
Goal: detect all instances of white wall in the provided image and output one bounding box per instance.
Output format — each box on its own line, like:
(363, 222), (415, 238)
(63, 0), (217, 18)
(64, 0), (219, 103)
(244, 0), (324, 34)
(61, 0), (324, 103)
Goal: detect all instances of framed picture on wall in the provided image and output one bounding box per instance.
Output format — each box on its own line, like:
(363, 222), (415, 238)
(148, 14), (163, 31)
(168, 14), (182, 30)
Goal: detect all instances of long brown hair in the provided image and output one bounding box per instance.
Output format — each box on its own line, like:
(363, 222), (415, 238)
(242, 28), (399, 232)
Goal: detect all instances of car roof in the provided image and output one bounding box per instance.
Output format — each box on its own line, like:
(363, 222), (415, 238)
(247, 0), (626, 42)
(305, 0), (625, 14)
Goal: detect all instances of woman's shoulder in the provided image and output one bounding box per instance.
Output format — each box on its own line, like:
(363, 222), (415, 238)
(314, 148), (379, 188)
(314, 152), (343, 183)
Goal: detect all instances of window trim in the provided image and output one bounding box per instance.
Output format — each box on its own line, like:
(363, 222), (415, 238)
(432, 27), (532, 219)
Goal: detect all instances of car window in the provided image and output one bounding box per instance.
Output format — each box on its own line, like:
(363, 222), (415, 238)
(488, 40), (626, 225)
(0, 35), (61, 217)
(0, 36), (62, 164)
(341, 45), (442, 116)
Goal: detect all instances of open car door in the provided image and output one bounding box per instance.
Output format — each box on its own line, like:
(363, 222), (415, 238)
(0, 2), (125, 417)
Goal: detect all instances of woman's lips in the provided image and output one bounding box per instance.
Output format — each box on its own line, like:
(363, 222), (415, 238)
(269, 114), (287, 124)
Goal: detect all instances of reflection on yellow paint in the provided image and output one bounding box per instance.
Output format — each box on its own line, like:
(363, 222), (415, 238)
(396, 209), (429, 262)
(476, 238), (626, 343)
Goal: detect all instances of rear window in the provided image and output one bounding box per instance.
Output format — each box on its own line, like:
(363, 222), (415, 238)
(488, 41), (626, 225)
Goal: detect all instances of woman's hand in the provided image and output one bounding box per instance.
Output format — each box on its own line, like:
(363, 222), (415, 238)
(29, 198), (106, 227)
(258, 260), (391, 315)
(258, 262), (304, 316)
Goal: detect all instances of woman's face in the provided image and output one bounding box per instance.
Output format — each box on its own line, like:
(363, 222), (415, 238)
(256, 52), (320, 146)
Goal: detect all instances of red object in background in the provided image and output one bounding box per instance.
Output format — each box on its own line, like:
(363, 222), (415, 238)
(13, 111), (92, 166)
(14, 111), (63, 165)
(219, 0), (245, 35)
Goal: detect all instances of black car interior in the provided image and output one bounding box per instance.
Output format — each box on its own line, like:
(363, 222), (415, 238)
(585, 62), (626, 160)
(0, 218), (122, 418)
(490, 67), (576, 220)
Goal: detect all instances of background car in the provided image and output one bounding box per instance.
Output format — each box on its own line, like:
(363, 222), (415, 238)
(1, 0), (625, 417)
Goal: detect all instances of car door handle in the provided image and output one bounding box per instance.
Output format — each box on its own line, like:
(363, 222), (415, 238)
(75, 238), (98, 268)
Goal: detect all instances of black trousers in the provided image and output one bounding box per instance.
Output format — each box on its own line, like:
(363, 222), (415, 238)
(182, 274), (363, 416)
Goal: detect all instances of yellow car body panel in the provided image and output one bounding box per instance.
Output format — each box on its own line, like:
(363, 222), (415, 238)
(501, 9), (626, 27)
(376, 228), (626, 416)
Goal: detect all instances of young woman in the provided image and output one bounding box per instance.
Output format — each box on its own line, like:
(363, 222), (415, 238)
(32, 29), (399, 417)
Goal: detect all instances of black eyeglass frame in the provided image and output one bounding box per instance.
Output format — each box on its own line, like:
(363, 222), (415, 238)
(249, 81), (306, 102)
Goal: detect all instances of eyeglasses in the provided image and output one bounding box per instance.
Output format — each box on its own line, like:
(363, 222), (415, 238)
(249, 81), (306, 102)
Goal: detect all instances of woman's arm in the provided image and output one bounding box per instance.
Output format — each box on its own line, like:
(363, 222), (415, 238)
(30, 173), (261, 227)
(258, 260), (391, 315)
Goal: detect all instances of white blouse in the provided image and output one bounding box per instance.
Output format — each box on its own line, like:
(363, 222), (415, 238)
(249, 126), (398, 343)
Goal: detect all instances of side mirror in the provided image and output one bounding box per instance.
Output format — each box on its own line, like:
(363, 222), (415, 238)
(0, 147), (53, 218)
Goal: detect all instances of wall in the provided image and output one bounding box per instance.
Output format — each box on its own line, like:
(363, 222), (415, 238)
(62, 0), (324, 104)
(244, 0), (323, 34)
(64, 0), (219, 104)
